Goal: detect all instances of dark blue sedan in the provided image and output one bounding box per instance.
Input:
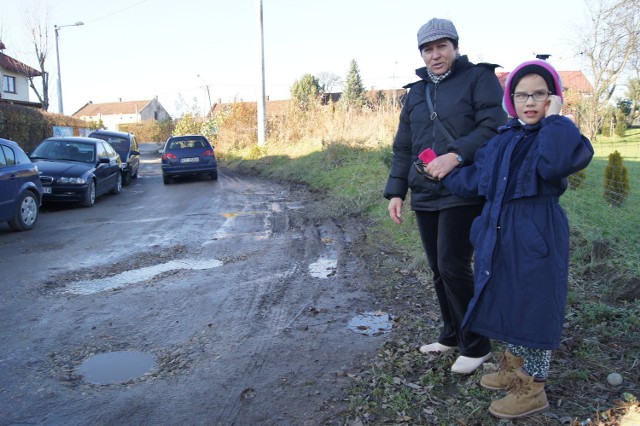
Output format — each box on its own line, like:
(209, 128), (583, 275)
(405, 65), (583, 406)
(30, 137), (122, 207)
(160, 135), (218, 184)
(0, 138), (43, 231)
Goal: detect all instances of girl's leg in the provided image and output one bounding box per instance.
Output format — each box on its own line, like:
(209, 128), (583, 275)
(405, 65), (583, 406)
(508, 344), (551, 379)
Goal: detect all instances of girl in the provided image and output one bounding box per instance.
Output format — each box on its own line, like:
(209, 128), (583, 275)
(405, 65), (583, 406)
(440, 59), (593, 418)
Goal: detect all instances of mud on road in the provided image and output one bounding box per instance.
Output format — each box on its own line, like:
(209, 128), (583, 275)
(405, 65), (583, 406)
(0, 145), (390, 425)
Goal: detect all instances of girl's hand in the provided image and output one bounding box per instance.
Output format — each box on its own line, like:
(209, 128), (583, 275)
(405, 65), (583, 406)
(545, 95), (563, 117)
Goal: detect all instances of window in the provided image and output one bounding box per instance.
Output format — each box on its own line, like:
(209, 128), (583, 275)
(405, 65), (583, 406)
(0, 146), (6, 167)
(1, 145), (16, 165)
(2, 75), (16, 93)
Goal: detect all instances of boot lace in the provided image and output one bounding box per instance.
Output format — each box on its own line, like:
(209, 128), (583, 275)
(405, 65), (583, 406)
(506, 375), (531, 398)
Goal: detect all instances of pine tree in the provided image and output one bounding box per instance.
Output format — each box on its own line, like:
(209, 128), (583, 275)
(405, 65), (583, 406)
(603, 150), (630, 206)
(290, 74), (320, 111)
(341, 59), (367, 110)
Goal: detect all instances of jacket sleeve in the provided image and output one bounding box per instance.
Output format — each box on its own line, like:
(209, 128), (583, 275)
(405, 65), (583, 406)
(536, 115), (594, 180)
(383, 105), (412, 200)
(442, 142), (490, 198)
(447, 68), (507, 165)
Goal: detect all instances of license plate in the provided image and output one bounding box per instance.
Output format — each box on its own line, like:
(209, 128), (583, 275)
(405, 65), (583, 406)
(180, 157), (199, 163)
(43, 187), (52, 194)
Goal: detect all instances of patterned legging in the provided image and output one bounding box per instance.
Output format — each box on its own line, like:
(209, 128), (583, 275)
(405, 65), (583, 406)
(508, 344), (552, 379)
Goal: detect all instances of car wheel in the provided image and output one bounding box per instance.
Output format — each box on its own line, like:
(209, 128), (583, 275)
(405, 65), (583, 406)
(210, 171), (218, 180)
(81, 179), (96, 207)
(163, 175), (171, 185)
(122, 170), (132, 186)
(110, 173), (122, 194)
(8, 190), (39, 231)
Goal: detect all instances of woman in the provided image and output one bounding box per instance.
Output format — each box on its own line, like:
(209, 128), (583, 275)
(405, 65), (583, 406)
(384, 18), (507, 374)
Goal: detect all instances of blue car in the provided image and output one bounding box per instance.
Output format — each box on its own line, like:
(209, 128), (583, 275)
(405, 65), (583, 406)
(161, 135), (218, 184)
(88, 130), (140, 186)
(0, 138), (43, 231)
(30, 137), (122, 207)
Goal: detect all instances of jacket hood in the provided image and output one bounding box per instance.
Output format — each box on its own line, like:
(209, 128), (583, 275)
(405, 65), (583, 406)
(503, 59), (563, 118)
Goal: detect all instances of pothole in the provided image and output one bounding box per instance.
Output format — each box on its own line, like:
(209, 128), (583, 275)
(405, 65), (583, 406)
(63, 258), (223, 295)
(348, 311), (395, 336)
(77, 351), (157, 385)
(309, 257), (337, 278)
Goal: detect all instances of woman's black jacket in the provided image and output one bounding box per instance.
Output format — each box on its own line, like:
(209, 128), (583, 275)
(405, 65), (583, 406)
(383, 55), (507, 211)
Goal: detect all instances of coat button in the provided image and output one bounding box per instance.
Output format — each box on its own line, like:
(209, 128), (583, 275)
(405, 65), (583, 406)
(484, 270), (490, 276)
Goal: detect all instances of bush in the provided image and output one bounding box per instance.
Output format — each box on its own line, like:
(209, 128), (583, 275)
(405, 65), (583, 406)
(603, 150), (630, 206)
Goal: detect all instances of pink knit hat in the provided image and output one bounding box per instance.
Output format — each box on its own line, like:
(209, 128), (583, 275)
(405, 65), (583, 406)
(503, 59), (564, 117)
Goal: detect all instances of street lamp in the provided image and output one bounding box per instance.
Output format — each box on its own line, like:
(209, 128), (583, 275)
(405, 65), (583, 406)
(197, 74), (212, 115)
(54, 21), (84, 114)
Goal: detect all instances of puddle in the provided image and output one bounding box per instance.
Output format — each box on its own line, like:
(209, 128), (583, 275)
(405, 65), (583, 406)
(64, 258), (223, 295)
(77, 351), (156, 385)
(348, 311), (394, 336)
(309, 257), (337, 278)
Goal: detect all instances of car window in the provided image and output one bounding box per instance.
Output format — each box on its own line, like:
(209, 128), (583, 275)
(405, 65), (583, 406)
(97, 142), (109, 158)
(0, 145), (7, 167)
(104, 143), (117, 158)
(168, 138), (207, 149)
(130, 135), (138, 151)
(1, 145), (15, 166)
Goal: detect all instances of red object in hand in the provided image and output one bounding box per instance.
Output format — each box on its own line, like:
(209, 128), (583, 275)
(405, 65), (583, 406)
(418, 148), (437, 164)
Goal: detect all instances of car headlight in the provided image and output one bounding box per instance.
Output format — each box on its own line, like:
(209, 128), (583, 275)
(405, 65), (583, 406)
(57, 177), (87, 184)
(120, 163), (129, 170)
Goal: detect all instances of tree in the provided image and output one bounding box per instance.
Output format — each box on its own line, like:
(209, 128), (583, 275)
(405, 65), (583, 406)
(576, 0), (640, 140)
(624, 77), (640, 125)
(316, 71), (341, 94)
(290, 74), (320, 110)
(340, 59), (367, 110)
(23, 2), (52, 111)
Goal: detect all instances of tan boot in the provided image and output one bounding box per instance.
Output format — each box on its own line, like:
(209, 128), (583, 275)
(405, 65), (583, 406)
(488, 367), (549, 419)
(481, 350), (524, 390)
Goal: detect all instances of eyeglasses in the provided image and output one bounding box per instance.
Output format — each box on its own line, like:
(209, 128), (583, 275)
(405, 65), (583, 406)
(413, 161), (441, 183)
(512, 90), (552, 103)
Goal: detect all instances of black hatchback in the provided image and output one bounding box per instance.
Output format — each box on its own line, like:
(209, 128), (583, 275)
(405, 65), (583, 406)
(88, 130), (140, 185)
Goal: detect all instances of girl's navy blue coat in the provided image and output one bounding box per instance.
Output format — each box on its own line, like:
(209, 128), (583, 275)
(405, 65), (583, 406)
(443, 115), (593, 349)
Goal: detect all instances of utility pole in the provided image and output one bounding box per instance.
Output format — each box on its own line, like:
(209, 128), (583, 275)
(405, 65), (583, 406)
(256, 0), (266, 146)
(197, 74), (212, 115)
(54, 21), (84, 114)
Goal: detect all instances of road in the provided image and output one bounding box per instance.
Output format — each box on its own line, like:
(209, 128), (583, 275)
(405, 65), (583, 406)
(0, 143), (386, 425)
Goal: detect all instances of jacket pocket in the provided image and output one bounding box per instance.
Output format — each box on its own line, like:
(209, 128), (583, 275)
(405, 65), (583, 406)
(521, 219), (549, 258)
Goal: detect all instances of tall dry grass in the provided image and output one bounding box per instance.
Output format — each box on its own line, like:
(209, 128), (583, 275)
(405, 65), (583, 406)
(213, 99), (401, 158)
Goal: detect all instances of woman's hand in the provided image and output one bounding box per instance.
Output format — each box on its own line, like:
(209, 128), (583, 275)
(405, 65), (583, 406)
(388, 197), (404, 224)
(425, 152), (459, 180)
(545, 95), (563, 117)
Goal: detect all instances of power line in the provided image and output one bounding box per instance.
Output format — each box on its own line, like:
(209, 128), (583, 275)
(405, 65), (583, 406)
(83, 0), (150, 24)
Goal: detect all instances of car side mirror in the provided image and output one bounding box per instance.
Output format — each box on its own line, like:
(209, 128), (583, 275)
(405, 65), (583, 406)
(131, 150), (140, 156)
(98, 157), (110, 164)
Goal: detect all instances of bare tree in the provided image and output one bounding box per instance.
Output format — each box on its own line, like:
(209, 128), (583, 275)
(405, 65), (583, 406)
(577, 0), (640, 140)
(23, 2), (52, 111)
(316, 72), (342, 94)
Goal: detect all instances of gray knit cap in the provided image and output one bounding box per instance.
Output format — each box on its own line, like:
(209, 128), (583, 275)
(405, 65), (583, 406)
(417, 18), (458, 48)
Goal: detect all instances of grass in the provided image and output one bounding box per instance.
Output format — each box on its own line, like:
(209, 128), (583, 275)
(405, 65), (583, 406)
(213, 108), (639, 425)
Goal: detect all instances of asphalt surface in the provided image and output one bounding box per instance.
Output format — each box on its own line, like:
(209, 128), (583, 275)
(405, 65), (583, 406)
(0, 143), (387, 425)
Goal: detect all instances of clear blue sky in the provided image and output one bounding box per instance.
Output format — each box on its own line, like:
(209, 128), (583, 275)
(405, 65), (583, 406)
(1, 0), (590, 117)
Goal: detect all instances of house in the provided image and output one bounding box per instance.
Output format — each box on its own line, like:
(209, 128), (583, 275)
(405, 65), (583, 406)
(0, 42), (43, 108)
(72, 97), (171, 131)
(496, 69), (593, 117)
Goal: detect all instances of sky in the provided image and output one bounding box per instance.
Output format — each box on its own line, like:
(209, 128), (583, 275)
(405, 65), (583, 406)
(0, 0), (593, 118)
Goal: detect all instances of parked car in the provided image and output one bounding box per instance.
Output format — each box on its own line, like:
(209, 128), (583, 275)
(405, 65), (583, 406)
(0, 138), (43, 231)
(88, 130), (140, 185)
(30, 137), (122, 207)
(160, 135), (218, 184)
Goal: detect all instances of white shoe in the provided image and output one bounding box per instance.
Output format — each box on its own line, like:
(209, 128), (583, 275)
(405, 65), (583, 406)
(419, 342), (455, 354)
(451, 353), (492, 374)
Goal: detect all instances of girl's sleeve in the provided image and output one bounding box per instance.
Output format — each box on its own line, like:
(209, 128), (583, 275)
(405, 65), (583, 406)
(442, 143), (489, 198)
(537, 115), (594, 180)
